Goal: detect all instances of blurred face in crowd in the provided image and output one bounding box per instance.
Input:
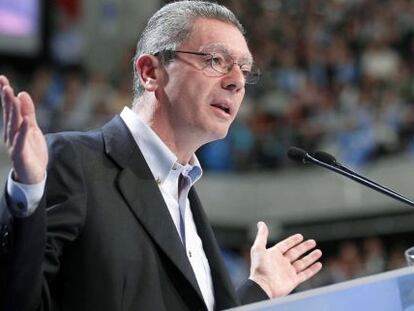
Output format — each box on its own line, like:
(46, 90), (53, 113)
(153, 18), (252, 149)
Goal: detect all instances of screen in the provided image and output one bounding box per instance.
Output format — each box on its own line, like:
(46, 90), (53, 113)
(0, 0), (41, 55)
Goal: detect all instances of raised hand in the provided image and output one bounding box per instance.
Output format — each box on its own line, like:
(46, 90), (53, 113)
(0, 75), (48, 184)
(249, 221), (322, 298)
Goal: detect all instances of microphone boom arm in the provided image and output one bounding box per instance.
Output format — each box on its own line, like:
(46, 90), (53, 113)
(303, 152), (414, 208)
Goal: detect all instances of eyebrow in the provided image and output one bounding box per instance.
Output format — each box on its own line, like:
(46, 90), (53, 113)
(200, 43), (253, 64)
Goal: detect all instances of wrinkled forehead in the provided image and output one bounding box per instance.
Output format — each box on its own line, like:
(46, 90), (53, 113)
(184, 18), (253, 63)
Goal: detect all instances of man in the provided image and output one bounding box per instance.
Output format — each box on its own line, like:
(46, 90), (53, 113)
(0, 1), (322, 310)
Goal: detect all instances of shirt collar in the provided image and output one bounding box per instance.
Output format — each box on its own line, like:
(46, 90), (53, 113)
(120, 107), (203, 185)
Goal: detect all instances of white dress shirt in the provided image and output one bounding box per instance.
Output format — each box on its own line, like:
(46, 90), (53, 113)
(120, 107), (215, 310)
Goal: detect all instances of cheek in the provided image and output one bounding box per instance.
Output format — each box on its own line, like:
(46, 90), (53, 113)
(233, 94), (245, 117)
(167, 74), (209, 104)
(182, 83), (213, 112)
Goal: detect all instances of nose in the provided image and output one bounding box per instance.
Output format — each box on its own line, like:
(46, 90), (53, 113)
(221, 64), (245, 93)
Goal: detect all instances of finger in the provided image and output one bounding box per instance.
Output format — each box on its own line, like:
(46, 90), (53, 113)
(293, 249), (323, 272)
(17, 92), (38, 126)
(2, 85), (18, 143)
(297, 261), (323, 284)
(0, 75), (10, 91)
(8, 94), (22, 146)
(2, 85), (13, 141)
(1, 76), (11, 133)
(284, 239), (317, 262)
(251, 221), (269, 251)
(273, 233), (304, 254)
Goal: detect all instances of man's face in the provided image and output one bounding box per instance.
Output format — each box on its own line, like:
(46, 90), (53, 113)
(156, 18), (252, 147)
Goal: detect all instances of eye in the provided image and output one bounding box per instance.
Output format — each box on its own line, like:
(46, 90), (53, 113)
(240, 64), (252, 76)
(241, 70), (251, 79)
(210, 53), (227, 69)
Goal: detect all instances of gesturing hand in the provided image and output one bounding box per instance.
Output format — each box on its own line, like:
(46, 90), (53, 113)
(249, 221), (322, 298)
(0, 75), (48, 184)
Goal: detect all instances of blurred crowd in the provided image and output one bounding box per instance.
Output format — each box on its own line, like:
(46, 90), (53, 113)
(2, 0), (413, 292)
(4, 0), (414, 172)
(199, 0), (414, 171)
(222, 235), (410, 290)
(303, 236), (409, 289)
(0, 64), (133, 134)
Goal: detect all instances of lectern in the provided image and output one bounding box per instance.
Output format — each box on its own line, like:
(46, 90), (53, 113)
(228, 267), (414, 311)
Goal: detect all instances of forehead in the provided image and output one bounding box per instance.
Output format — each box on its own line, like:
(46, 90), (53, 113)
(184, 18), (253, 62)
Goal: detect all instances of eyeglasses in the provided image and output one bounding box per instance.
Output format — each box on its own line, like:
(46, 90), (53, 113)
(156, 49), (261, 84)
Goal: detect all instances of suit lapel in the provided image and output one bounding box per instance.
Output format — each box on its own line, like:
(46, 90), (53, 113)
(189, 189), (239, 309)
(101, 116), (203, 301)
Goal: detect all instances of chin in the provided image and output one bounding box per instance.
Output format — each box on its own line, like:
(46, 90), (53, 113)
(209, 126), (230, 142)
(198, 121), (232, 144)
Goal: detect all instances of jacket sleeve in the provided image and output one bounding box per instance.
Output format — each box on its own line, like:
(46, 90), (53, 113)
(0, 134), (87, 311)
(237, 279), (269, 305)
(1, 194), (47, 311)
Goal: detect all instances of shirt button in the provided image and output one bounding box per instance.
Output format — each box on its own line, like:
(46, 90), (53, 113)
(188, 251), (192, 257)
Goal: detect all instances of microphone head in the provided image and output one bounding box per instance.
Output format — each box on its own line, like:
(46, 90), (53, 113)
(313, 151), (338, 166)
(287, 147), (308, 163)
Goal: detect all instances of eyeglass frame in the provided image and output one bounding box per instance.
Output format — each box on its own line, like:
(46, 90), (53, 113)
(154, 49), (261, 85)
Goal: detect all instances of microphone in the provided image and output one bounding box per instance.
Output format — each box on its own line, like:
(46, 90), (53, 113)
(287, 146), (414, 208)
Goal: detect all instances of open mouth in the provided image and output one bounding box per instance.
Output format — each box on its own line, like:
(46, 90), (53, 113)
(211, 103), (230, 114)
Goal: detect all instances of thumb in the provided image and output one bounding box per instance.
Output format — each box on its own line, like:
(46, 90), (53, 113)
(252, 221), (269, 250)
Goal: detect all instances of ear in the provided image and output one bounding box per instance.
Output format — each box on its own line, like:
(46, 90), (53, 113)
(135, 54), (161, 92)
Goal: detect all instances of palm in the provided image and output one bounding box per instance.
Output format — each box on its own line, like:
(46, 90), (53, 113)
(249, 222), (322, 298)
(1, 75), (48, 184)
(10, 123), (48, 183)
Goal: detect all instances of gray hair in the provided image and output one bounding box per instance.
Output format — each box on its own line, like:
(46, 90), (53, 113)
(132, 0), (245, 98)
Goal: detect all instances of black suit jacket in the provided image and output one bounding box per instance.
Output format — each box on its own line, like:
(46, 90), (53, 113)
(0, 116), (267, 311)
